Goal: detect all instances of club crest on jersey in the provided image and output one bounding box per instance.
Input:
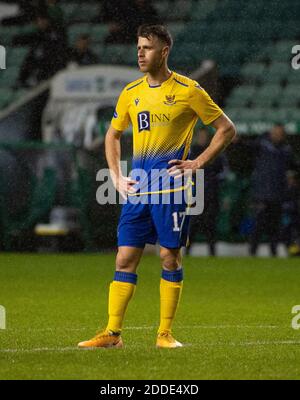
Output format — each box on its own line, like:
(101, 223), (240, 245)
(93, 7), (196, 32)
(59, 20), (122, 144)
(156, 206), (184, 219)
(164, 95), (176, 105)
(134, 98), (140, 106)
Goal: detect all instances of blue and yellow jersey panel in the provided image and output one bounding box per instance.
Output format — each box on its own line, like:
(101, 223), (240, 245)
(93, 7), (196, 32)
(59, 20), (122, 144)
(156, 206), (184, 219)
(111, 71), (223, 194)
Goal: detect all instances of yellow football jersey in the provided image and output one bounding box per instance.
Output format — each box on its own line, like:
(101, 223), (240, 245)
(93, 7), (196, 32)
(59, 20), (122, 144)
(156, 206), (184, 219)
(111, 71), (223, 193)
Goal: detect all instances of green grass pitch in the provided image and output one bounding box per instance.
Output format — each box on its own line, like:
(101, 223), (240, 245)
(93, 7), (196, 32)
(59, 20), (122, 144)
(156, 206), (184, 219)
(1, 253), (300, 380)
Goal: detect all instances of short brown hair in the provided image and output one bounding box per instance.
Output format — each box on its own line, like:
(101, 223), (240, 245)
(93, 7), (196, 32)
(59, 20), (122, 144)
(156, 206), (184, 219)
(137, 24), (173, 50)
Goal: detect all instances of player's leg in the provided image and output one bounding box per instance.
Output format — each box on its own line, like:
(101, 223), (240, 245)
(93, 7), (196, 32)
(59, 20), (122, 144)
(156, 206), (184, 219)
(108, 201), (156, 335)
(78, 201), (155, 349)
(158, 246), (183, 345)
(106, 246), (144, 334)
(151, 196), (189, 348)
(78, 246), (144, 349)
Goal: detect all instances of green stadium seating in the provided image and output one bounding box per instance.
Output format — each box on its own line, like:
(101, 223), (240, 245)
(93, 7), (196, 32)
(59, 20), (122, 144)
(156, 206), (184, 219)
(252, 84), (282, 107)
(224, 108), (244, 121)
(236, 108), (265, 122)
(190, 0), (218, 20)
(19, 24), (37, 35)
(289, 108), (300, 120)
(1, 167), (57, 251)
(62, 3), (82, 23)
(226, 86), (257, 108)
(7, 47), (28, 67)
(263, 108), (290, 122)
(77, 3), (99, 22)
(90, 24), (109, 42)
(153, 0), (171, 19)
(287, 70), (300, 84)
(166, 23), (185, 39)
(277, 96), (298, 108)
(0, 89), (14, 110)
(283, 85), (300, 99)
(262, 62), (291, 83)
(101, 45), (128, 65)
(277, 85), (300, 107)
(240, 62), (267, 81)
(68, 24), (93, 44)
(168, 0), (192, 20)
(0, 26), (22, 45)
(0, 66), (20, 87)
(122, 45), (138, 66)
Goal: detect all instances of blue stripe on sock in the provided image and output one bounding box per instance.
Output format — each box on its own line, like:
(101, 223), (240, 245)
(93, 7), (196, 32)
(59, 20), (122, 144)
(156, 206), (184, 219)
(114, 271), (138, 284)
(162, 268), (183, 282)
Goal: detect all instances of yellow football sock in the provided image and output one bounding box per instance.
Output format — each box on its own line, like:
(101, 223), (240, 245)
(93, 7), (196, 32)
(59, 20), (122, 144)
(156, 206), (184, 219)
(106, 276), (136, 334)
(158, 270), (183, 334)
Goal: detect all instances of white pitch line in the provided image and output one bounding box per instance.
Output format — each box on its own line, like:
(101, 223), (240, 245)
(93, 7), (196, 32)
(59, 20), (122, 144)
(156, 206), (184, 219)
(0, 347), (78, 353)
(126, 325), (280, 330)
(1, 340), (300, 354)
(6, 324), (280, 333)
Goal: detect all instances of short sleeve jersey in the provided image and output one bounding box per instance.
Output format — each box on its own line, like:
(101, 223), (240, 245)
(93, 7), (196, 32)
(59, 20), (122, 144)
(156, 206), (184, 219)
(111, 71), (223, 193)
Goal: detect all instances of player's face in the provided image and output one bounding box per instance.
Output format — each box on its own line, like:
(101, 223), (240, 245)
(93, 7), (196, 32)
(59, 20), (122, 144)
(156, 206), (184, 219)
(137, 36), (168, 73)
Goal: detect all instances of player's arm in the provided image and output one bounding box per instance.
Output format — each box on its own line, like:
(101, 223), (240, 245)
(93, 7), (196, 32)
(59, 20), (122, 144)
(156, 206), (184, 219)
(168, 113), (235, 177)
(168, 84), (236, 177)
(193, 113), (236, 168)
(105, 125), (137, 199)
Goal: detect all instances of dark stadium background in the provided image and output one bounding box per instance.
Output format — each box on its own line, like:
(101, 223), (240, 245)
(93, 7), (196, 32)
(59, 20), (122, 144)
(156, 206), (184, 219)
(0, 0), (299, 255)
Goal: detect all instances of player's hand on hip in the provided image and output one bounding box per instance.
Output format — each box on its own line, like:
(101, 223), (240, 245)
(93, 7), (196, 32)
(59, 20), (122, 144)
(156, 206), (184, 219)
(168, 159), (200, 179)
(113, 175), (138, 199)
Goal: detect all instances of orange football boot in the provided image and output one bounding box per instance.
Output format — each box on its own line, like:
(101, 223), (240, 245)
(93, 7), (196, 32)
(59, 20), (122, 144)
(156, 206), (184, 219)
(78, 329), (123, 349)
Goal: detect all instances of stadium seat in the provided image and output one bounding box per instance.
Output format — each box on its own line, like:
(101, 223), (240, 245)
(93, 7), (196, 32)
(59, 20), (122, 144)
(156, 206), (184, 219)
(0, 166), (57, 250)
(282, 85), (300, 99)
(166, 23), (185, 39)
(90, 24), (109, 43)
(62, 3), (83, 23)
(237, 108), (265, 122)
(289, 108), (300, 120)
(190, 0), (218, 20)
(226, 86), (257, 108)
(0, 89), (14, 110)
(122, 45), (138, 66)
(271, 40), (296, 62)
(68, 24), (93, 44)
(263, 108), (290, 122)
(262, 62), (291, 83)
(240, 62), (267, 82)
(0, 66), (20, 87)
(170, 42), (201, 70)
(101, 45), (128, 65)
(224, 108), (244, 121)
(153, 0), (172, 19)
(278, 86), (300, 107)
(18, 24), (37, 35)
(77, 3), (100, 22)
(168, 0), (192, 21)
(287, 70), (300, 84)
(278, 96), (299, 107)
(252, 84), (282, 107)
(0, 26), (21, 45)
(7, 47), (29, 67)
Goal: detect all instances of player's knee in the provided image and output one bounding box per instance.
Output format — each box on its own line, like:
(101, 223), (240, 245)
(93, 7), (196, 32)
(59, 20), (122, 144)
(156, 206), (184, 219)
(160, 249), (179, 271)
(116, 253), (138, 273)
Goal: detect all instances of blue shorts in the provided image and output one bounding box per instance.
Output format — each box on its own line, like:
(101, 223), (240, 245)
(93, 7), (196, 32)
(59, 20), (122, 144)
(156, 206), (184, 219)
(117, 193), (190, 249)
